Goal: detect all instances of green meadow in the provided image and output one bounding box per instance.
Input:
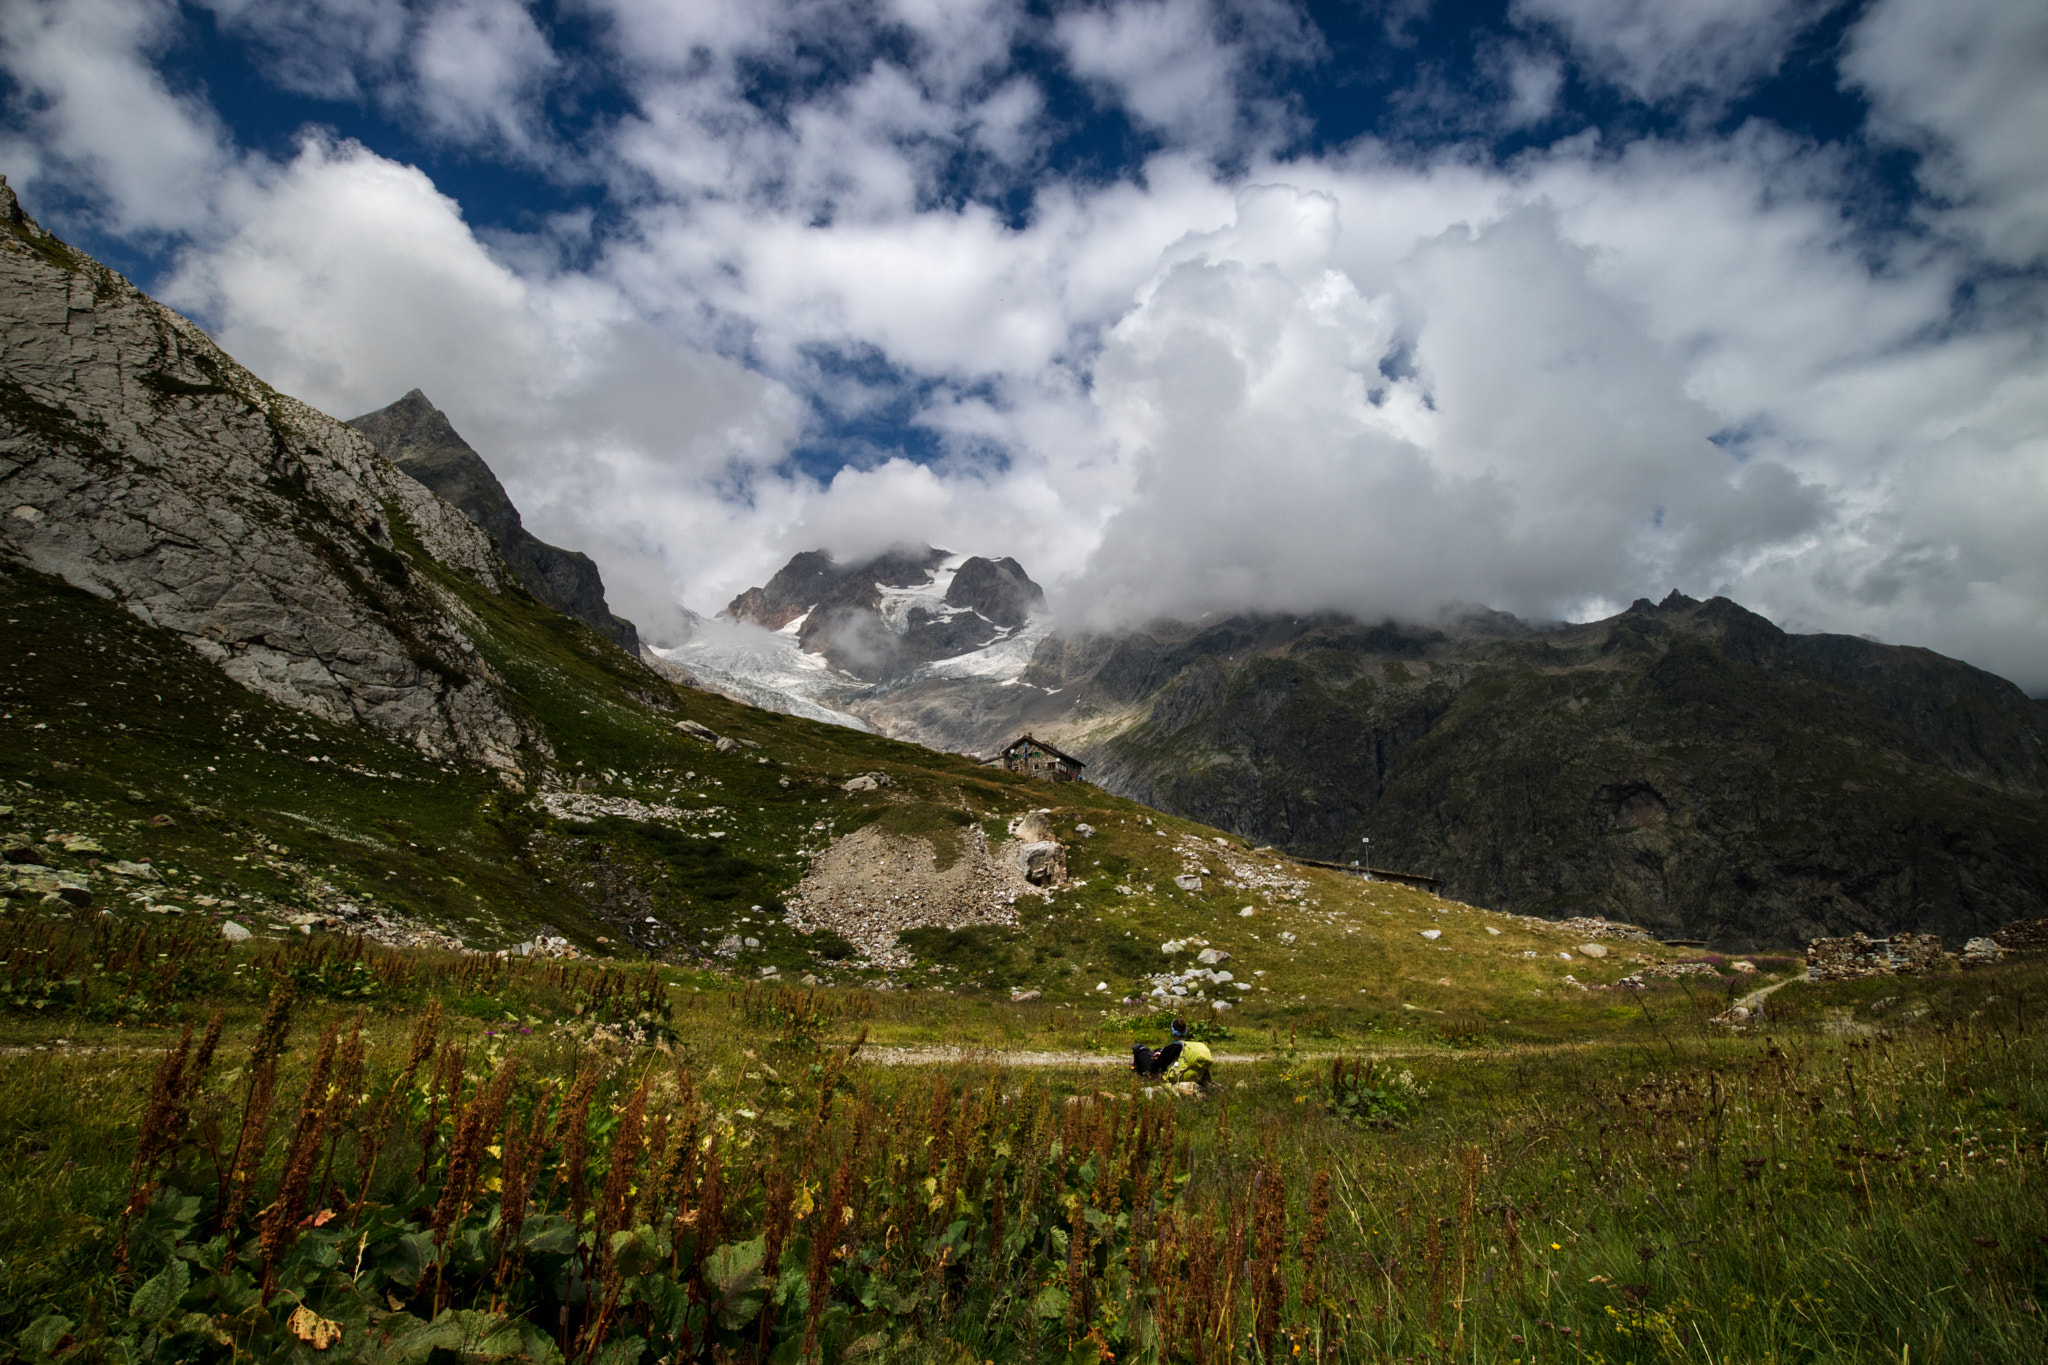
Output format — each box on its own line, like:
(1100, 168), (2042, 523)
(4, 552), (2044, 1363)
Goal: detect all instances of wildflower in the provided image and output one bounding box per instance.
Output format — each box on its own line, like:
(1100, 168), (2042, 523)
(1552, 1242), (1562, 1250)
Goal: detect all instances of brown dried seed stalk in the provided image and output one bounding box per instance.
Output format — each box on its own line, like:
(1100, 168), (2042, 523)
(218, 1057), (278, 1243)
(315, 1016), (368, 1209)
(432, 1053), (521, 1247)
(552, 1065), (600, 1235)
(258, 1020), (343, 1293)
(247, 977), (297, 1075)
(494, 1087), (555, 1303)
(117, 1023), (196, 1265)
(754, 1160), (797, 1358)
(594, 1070), (652, 1258)
(415, 1043), (466, 1184)
(1253, 1166), (1287, 1362)
(1064, 1194), (1090, 1341)
(1300, 1169), (1332, 1308)
(802, 1155), (854, 1361)
(690, 1146), (724, 1273)
(639, 1112), (670, 1230)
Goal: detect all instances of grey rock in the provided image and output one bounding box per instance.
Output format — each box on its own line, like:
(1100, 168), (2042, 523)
(842, 772), (889, 792)
(1017, 840), (1066, 885)
(221, 921), (252, 942)
(1173, 874), (1203, 892)
(676, 720), (718, 741)
(1278, 931), (1297, 944)
(1577, 942), (1610, 959)
(0, 208), (549, 781)
(1009, 988), (1042, 1002)
(716, 737), (740, 752)
(1961, 937), (2004, 968)
(348, 390), (638, 653)
(943, 556), (1045, 629)
(5, 865), (88, 905)
(107, 860), (157, 879)
(1012, 811), (1054, 842)
(724, 549), (846, 631)
(1194, 947), (1231, 965)
(714, 934), (743, 958)
(1075, 823), (1095, 838)
(1419, 929), (1441, 940)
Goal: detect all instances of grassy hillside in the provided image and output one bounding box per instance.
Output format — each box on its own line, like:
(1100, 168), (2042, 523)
(5, 527), (1768, 1023)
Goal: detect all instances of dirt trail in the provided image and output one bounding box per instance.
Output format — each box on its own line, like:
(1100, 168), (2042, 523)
(856, 1041), (1616, 1068)
(859, 1046), (1266, 1068)
(1734, 971), (1807, 1014)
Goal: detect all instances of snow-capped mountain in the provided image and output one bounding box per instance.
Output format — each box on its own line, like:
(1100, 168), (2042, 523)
(645, 547), (1060, 749)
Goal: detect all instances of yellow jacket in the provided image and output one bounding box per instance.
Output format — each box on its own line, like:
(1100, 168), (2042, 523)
(1165, 1039), (1213, 1085)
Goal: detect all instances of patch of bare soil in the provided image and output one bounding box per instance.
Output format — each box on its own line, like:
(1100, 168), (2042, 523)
(782, 824), (1045, 967)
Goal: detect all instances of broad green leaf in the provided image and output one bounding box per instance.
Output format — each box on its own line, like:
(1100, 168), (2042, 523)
(129, 1258), (190, 1322)
(372, 1308), (519, 1365)
(703, 1236), (767, 1331)
(521, 1214), (576, 1254)
(589, 1334), (646, 1365)
(17, 1315), (73, 1361)
(375, 1231), (439, 1287)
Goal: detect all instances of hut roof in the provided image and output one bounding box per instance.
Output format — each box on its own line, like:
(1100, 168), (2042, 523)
(999, 733), (1086, 768)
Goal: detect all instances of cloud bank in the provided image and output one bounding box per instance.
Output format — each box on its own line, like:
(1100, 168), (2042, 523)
(3, 0), (2044, 692)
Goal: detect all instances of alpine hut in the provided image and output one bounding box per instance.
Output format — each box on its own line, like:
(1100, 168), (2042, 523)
(995, 734), (1087, 782)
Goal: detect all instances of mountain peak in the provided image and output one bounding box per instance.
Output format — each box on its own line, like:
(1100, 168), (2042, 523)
(349, 392), (639, 655)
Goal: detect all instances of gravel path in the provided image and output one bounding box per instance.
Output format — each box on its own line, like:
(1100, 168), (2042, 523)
(1733, 970), (1807, 1014)
(859, 1045), (1265, 1068)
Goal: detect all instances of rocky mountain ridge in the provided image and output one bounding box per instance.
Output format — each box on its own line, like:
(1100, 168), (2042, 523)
(347, 389), (640, 655)
(706, 548), (2048, 946)
(0, 178), (550, 780)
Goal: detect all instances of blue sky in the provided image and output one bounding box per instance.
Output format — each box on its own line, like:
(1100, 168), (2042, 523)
(3, 0), (2045, 692)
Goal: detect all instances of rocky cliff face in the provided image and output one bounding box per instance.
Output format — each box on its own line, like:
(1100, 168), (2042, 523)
(347, 390), (640, 655)
(0, 180), (548, 780)
(1070, 593), (2048, 948)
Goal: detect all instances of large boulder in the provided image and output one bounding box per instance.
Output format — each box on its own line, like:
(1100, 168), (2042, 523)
(1012, 810), (1054, 842)
(1017, 841), (1066, 886)
(3, 865), (90, 906)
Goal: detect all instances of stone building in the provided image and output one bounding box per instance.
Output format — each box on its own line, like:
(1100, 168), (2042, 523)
(994, 734), (1087, 782)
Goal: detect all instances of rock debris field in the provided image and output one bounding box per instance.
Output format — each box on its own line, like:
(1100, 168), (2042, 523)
(781, 823), (1046, 968)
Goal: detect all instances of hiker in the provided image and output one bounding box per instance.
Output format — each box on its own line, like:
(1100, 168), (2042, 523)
(1132, 1017), (1213, 1086)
